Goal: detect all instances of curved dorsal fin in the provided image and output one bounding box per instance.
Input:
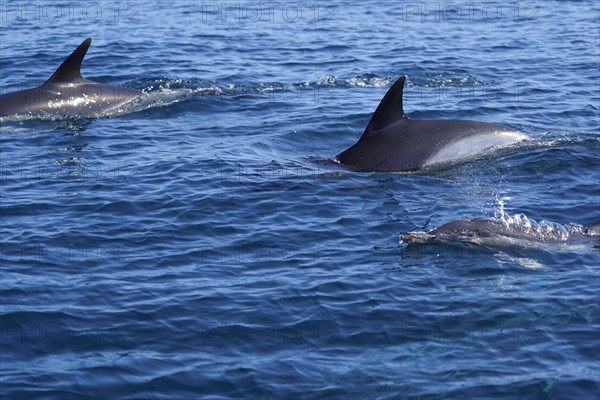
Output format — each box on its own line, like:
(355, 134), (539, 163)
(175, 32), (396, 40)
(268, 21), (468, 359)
(361, 76), (408, 139)
(43, 38), (91, 85)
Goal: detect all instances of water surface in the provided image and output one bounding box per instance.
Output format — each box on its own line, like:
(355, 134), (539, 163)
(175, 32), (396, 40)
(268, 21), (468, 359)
(1, 1), (599, 398)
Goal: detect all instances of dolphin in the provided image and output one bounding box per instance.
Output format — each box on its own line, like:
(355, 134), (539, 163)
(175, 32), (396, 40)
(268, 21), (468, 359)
(0, 38), (143, 118)
(400, 217), (600, 250)
(335, 76), (530, 171)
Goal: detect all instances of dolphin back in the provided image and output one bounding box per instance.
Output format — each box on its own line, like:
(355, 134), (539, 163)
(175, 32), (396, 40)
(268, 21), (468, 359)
(0, 38), (143, 118)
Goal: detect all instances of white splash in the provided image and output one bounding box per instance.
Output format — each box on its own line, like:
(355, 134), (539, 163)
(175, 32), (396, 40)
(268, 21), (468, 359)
(493, 197), (584, 242)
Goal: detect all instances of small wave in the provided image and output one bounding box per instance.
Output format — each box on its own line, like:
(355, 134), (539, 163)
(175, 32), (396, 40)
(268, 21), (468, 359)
(493, 197), (586, 241)
(417, 73), (487, 88)
(1, 73), (548, 121)
(0, 75), (401, 121)
(344, 75), (394, 88)
(98, 88), (196, 117)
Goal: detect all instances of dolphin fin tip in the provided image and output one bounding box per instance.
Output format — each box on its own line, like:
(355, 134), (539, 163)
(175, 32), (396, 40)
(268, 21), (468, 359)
(360, 75), (409, 138)
(43, 37), (92, 85)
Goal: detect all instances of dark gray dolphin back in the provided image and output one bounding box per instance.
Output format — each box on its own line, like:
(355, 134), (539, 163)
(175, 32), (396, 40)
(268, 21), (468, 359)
(0, 37), (143, 118)
(360, 76), (408, 139)
(43, 38), (91, 84)
(429, 219), (507, 237)
(335, 75), (528, 172)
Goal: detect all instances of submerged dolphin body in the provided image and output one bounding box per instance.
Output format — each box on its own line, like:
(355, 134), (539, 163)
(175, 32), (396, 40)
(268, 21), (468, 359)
(0, 38), (143, 118)
(335, 76), (529, 171)
(401, 217), (600, 250)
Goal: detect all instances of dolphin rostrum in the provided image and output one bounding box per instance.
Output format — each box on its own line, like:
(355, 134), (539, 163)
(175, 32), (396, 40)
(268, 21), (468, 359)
(400, 216), (600, 250)
(0, 38), (143, 118)
(335, 76), (529, 171)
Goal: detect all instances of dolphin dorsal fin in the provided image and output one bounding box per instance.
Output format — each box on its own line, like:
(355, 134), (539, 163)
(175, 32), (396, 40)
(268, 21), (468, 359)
(43, 38), (92, 85)
(361, 76), (408, 139)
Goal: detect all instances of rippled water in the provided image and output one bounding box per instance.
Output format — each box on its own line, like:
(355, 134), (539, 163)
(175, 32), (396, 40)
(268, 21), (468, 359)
(1, 1), (599, 399)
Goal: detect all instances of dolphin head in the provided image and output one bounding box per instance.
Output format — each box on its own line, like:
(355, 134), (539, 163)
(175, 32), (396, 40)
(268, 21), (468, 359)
(585, 221), (600, 236)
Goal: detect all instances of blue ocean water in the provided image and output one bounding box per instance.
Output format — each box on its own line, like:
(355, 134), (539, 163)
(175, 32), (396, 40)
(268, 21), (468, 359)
(1, 0), (599, 398)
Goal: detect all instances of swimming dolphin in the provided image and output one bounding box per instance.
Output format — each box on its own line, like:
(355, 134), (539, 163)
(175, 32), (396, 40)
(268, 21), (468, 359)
(335, 76), (529, 171)
(400, 217), (600, 250)
(0, 38), (143, 118)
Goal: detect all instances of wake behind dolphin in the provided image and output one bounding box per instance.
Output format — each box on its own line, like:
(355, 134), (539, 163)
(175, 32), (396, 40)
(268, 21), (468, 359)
(401, 214), (600, 251)
(0, 38), (143, 118)
(335, 76), (530, 171)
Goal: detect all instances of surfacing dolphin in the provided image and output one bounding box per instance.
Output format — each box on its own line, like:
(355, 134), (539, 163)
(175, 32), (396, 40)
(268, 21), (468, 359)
(335, 76), (529, 171)
(401, 216), (600, 250)
(0, 38), (143, 118)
